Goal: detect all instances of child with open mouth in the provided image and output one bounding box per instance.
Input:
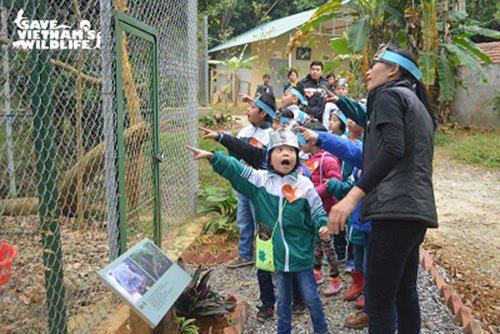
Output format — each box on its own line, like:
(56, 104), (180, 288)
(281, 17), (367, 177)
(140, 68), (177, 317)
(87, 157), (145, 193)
(187, 128), (331, 334)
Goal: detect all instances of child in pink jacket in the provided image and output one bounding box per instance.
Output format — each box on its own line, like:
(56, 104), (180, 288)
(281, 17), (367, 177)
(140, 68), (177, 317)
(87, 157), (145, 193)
(300, 119), (343, 296)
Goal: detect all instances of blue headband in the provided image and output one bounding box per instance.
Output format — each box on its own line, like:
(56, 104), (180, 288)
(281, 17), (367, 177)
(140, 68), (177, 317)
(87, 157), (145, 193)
(297, 130), (320, 146)
(256, 99), (276, 117)
(332, 110), (347, 126)
(290, 87), (308, 106)
(279, 117), (291, 124)
(381, 50), (422, 81)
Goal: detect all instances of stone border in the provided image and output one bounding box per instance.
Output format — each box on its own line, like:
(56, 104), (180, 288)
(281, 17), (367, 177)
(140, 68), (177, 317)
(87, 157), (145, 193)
(420, 247), (484, 334)
(223, 295), (249, 334)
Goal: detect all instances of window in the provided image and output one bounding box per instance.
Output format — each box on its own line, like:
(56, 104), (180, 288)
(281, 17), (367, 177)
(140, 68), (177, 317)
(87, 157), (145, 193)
(296, 47), (311, 60)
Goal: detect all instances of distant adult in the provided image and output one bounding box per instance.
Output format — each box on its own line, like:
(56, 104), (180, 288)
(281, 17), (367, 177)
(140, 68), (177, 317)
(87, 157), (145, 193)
(255, 73), (274, 97)
(302, 44), (438, 333)
(283, 68), (299, 93)
(300, 61), (329, 122)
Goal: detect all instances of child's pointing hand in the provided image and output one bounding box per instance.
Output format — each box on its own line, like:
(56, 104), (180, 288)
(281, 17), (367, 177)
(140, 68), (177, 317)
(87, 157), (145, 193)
(296, 126), (319, 145)
(186, 145), (214, 160)
(199, 127), (219, 140)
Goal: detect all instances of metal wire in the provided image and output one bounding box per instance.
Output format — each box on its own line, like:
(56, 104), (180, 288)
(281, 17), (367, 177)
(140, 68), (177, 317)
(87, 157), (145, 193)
(0, 0), (198, 332)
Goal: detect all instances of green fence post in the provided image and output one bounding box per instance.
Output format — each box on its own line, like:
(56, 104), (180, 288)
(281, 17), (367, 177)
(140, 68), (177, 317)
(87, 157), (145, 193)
(28, 0), (68, 332)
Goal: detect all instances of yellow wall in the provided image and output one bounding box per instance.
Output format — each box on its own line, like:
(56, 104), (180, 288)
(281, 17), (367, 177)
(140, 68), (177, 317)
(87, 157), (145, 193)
(249, 33), (346, 97)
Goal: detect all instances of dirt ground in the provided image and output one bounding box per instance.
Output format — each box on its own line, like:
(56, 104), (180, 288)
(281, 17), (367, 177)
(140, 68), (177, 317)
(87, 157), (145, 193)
(425, 152), (500, 331)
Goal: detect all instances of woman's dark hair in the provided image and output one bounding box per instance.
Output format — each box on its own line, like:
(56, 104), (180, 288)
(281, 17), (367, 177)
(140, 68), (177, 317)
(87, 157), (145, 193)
(303, 119), (327, 132)
(386, 45), (437, 128)
(257, 93), (276, 122)
(325, 72), (335, 80)
(288, 68), (298, 78)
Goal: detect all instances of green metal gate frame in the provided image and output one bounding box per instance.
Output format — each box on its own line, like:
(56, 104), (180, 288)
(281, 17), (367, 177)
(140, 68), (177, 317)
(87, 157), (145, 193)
(114, 12), (161, 253)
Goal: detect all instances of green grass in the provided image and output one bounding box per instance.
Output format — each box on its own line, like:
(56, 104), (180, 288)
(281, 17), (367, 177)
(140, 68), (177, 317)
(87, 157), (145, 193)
(435, 128), (500, 170)
(197, 133), (230, 193)
(210, 103), (246, 115)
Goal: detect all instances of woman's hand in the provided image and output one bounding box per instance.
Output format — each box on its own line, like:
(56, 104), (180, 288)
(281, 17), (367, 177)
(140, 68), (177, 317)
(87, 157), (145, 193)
(186, 145), (214, 160)
(318, 226), (331, 241)
(296, 126), (319, 145)
(328, 186), (365, 234)
(323, 85), (339, 103)
(199, 127), (219, 140)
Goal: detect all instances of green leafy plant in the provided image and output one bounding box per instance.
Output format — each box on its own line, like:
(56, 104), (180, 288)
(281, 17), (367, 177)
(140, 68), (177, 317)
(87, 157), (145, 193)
(199, 115), (216, 127)
(175, 267), (235, 319)
(199, 186), (238, 239)
(176, 317), (199, 334)
(199, 114), (234, 127)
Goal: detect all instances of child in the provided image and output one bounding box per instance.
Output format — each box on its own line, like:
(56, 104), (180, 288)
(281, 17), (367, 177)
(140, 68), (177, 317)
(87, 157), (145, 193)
(300, 119), (343, 296)
(329, 110), (348, 137)
(200, 110), (309, 320)
(227, 93), (274, 269)
(334, 78), (349, 96)
(187, 128), (330, 334)
(281, 83), (310, 125)
(256, 73), (274, 97)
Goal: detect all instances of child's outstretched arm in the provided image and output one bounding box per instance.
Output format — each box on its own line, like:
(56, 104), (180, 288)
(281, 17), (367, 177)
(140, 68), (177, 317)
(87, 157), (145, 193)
(326, 177), (354, 200)
(186, 145), (259, 199)
(200, 127), (266, 169)
(297, 127), (363, 168)
(323, 86), (366, 129)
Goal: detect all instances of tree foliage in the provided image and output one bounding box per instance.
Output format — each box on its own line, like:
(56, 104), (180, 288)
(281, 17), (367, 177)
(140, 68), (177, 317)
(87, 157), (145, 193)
(288, 0), (500, 122)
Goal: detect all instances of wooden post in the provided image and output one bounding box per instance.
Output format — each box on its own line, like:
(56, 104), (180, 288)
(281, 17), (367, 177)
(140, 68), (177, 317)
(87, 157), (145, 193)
(129, 308), (177, 334)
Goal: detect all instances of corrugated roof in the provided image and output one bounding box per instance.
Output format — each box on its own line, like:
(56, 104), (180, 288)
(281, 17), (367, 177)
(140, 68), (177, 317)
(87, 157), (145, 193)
(477, 42), (500, 64)
(209, 8), (316, 53)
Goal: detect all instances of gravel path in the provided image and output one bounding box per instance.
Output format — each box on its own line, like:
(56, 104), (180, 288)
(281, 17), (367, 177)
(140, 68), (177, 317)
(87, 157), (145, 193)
(210, 264), (462, 333)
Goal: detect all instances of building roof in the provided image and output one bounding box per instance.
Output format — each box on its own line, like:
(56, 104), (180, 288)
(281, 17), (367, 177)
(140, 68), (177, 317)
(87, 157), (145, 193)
(209, 8), (316, 53)
(477, 42), (500, 63)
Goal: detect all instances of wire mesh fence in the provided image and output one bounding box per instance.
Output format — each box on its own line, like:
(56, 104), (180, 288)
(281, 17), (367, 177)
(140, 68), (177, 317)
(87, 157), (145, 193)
(0, 0), (198, 332)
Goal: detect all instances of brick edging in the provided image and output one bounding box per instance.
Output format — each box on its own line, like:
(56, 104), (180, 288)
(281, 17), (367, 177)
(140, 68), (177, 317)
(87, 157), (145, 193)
(223, 294), (249, 334)
(419, 247), (484, 334)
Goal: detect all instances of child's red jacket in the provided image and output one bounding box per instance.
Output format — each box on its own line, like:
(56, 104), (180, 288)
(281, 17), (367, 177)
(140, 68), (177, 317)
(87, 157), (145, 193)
(308, 150), (342, 212)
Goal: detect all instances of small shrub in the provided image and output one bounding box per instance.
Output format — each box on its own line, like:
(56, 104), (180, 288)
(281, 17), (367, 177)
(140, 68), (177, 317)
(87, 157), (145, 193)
(174, 267), (235, 319)
(199, 186), (239, 239)
(176, 317), (199, 334)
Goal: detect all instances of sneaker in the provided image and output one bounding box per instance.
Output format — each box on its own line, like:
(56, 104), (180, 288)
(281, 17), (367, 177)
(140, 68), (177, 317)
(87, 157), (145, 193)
(226, 257), (254, 269)
(256, 304), (274, 322)
(313, 269), (324, 285)
(292, 301), (306, 314)
(344, 312), (369, 329)
(324, 277), (343, 297)
(344, 260), (355, 273)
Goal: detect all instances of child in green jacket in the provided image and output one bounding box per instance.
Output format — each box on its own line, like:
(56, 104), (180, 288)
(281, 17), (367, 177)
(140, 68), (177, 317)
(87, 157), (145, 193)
(187, 128), (330, 334)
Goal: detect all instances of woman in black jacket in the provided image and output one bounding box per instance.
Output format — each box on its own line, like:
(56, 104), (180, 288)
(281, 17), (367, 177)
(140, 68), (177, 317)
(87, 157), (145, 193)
(322, 45), (437, 333)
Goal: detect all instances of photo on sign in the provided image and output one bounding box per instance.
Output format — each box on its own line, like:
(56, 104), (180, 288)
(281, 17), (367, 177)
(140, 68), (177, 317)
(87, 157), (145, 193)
(129, 241), (173, 281)
(106, 258), (155, 303)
